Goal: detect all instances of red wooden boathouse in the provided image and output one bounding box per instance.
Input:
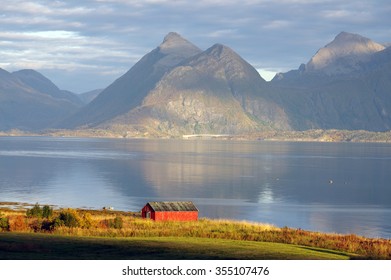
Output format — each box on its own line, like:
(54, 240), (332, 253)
(141, 201), (198, 221)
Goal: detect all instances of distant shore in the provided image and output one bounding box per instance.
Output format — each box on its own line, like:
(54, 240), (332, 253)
(1, 128), (391, 143)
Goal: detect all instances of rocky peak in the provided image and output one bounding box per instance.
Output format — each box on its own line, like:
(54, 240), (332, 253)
(200, 43), (264, 81)
(159, 32), (201, 55)
(306, 31), (385, 74)
(205, 43), (238, 60)
(156, 32), (202, 68)
(329, 31), (385, 54)
(161, 32), (184, 45)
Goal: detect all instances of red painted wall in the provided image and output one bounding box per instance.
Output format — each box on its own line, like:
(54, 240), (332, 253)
(141, 204), (198, 221)
(154, 211), (198, 221)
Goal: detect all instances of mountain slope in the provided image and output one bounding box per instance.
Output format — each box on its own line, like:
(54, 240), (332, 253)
(12, 69), (83, 106)
(306, 31), (385, 74)
(0, 68), (83, 131)
(270, 32), (391, 131)
(71, 38), (291, 136)
(59, 33), (291, 135)
(78, 89), (103, 104)
(61, 32), (202, 128)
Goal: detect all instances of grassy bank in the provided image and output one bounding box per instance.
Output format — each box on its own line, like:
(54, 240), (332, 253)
(0, 233), (352, 260)
(1, 204), (390, 259)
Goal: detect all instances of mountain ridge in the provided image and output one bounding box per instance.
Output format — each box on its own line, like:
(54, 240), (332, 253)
(59, 31), (391, 135)
(1, 31), (391, 136)
(80, 39), (290, 136)
(0, 68), (83, 130)
(270, 32), (391, 131)
(59, 32), (203, 129)
(306, 31), (385, 74)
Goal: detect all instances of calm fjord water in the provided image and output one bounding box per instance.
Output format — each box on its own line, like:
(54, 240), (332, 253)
(1, 136), (390, 238)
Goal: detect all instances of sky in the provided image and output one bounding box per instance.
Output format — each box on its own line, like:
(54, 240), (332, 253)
(0, 0), (390, 93)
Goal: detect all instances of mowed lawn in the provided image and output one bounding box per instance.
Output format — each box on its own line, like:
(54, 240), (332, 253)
(0, 232), (353, 260)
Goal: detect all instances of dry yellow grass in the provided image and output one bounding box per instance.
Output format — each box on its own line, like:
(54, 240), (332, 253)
(1, 205), (390, 259)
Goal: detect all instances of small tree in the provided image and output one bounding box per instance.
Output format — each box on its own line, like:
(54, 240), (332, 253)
(55, 209), (81, 228)
(0, 213), (9, 231)
(26, 203), (43, 218)
(42, 205), (53, 219)
(26, 204), (53, 219)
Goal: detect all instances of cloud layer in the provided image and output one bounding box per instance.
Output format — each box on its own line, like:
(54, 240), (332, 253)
(1, 0), (390, 92)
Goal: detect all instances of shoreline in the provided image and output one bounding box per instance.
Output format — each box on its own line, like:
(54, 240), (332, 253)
(1, 128), (391, 143)
(0, 202), (139, 217)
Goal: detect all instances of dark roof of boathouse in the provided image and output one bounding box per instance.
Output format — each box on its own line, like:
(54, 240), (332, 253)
(146, 201), (198, 212)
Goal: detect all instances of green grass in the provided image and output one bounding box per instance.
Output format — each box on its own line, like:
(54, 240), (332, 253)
(0, 232), (352, 260)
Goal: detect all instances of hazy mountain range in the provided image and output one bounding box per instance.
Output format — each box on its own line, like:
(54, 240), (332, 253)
(1, 31), (390, 136)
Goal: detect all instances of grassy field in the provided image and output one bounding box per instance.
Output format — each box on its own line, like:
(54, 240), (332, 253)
(0, 232), (352, 260)
(1, 204), (390, 260)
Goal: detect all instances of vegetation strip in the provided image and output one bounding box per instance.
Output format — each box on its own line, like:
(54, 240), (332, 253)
(1, 203), (390, 259)
(2, 128), (391, 142)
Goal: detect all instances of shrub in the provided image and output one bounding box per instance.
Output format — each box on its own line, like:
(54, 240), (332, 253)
(56, 209), (81, 228)
(80, 213), (95, 229)
(8, 215), (29, 231)
(42, 205), (53, 219)
(29, 219), (43, 232)
(0, 213), (9, 231)
(98, 216), (124, 230)
(26, 203), (53, 219)
(98, 219), (109, 229)
(110, 216), (123, 229)
(41, 219), (56, 232)
(26, 203), (43, 218)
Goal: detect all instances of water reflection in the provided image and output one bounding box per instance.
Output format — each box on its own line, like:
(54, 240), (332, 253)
(0, 137), (390, 238)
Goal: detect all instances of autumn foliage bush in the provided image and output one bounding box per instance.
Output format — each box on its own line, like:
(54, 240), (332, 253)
(8, 215), (29, 231)
(0, 213), (9, 231)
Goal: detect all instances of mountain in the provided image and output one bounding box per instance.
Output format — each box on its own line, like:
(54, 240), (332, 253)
(3, 31), (390, 135)
(78, 89), (103, 104)
(61, 32), (203, 129)
(0, 68), (83, 131)
(61, 33), (290, 135)
(305, 31), (385, 74)
(270, 32), (391, 131)
(12, 69), (84, 106)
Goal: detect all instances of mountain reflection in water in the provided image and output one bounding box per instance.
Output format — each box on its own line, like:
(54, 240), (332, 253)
(0, 137), (390, 238)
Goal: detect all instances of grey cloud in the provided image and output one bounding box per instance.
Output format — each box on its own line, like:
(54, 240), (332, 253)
(0, 0), (390, 92)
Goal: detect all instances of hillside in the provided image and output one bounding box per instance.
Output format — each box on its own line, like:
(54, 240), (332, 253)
(101, 44), (290, 136)
(60, 32), (203, 129)
(78, 89), (103, 104)
(270, 32), (391, 131)
(305, 31), (385, 74)
(0, 68), (82, 131)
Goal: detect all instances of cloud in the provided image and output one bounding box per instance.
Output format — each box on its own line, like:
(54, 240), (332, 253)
(262, 20), (292, 30)
(0, 0), (390, 92)
(1, 0), (93, 17)
(206, 29), (240, 38)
